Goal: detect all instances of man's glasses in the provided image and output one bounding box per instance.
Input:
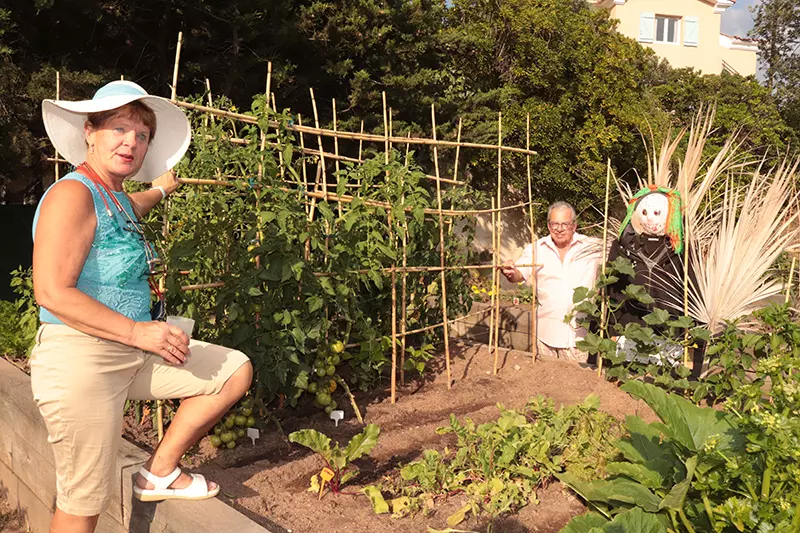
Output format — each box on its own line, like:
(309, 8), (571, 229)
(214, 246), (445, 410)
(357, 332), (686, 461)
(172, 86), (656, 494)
(548, 221), (575, 230)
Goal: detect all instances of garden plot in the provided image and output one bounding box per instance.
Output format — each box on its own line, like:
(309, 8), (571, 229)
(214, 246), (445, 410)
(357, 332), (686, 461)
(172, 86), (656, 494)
(124, 343), (652, 533)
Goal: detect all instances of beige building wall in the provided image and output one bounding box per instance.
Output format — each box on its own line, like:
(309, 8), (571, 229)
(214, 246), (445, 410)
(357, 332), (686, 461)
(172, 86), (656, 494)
(599, 0), (757, 76)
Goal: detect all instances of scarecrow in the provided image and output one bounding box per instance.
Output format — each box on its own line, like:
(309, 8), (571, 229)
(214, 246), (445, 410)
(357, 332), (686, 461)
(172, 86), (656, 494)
(608, 185), (686, 365)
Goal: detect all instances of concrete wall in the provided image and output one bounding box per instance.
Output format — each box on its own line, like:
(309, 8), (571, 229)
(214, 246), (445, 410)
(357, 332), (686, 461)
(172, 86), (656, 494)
(452, 301), (537, 353)
(0, 358), (271, 533)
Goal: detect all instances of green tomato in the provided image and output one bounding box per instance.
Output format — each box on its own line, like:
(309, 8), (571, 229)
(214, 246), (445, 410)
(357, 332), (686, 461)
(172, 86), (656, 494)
(224, 417), (235, 429)
(325, 365), (336, 376)
(330, 340), (345, 354)
(315, 367), (327, 377)
(329, 401), (337, 410)
(241, 407), (253, 417)
(308, 382), (318, 394)
(241, 398), (253, 408)
(315, 392), (331, 407)
(246, 416), (256, 427)
(324, 405), (334, 414)
(209, 435), (222, 447)
(329, 353), (341, 365)
(213, 425), (223, 436)
(220, 432), (234, 444)
(226, 440), (236, 449)
(234, 415), (247, 427)
(236, 428), (246, 438)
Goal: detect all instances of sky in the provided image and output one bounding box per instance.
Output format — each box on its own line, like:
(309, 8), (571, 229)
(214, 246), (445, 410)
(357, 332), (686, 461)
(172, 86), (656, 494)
(720, 0), (759, 38)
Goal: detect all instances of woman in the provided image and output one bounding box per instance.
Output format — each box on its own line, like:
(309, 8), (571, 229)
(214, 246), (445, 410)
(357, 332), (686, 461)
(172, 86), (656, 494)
(32, 80), (253, 533)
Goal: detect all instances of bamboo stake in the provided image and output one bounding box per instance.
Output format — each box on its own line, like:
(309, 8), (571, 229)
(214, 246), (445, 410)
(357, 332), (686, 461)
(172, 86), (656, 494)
(54, 71), (61, 182)
(452, 118), (462, 183)
(384, 93), (399, 404)
(205, 78), (214, 126)
(488, 198), (497, 358)
(335, 377), (364, 425)
(298, 114), (310, 214)
(786, 256), (796, 304)
(526, 114), (537, 361)
(309, 88), (328, 198)
(157, 30), (184, 444)
(400, 212), (409, 387)
(598, 160), (612, 377)
(431, 104), (452, 389)
(404, 132), (411, 167)
(173, 100), (538, 156)
(271, 93), (285, 179)
(683, 203), (690, 368)
(493, 113), (503, 375)
(332, 98), (342, 216)
(357, 120), (365, 188)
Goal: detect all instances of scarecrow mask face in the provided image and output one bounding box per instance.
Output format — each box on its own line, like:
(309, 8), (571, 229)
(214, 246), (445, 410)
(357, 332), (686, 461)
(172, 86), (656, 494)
(631, 193), (669, 236)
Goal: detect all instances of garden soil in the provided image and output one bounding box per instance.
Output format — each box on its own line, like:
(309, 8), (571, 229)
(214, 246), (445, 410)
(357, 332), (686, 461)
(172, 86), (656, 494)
(0, 495), (27, 533)
(124, 342), (656, 533)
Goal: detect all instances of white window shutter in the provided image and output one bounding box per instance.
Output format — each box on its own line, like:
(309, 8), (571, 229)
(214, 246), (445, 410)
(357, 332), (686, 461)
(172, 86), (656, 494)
(639, 12), (655, 43)
(684, 17), (699, 46)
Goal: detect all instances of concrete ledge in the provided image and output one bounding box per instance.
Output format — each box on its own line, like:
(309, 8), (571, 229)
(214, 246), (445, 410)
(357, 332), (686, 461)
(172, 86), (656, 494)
(0, 357), (272, 533)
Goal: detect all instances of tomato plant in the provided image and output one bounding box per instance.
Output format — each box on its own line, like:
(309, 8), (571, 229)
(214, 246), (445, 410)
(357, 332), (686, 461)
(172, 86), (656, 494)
(143, 92), (479, 412)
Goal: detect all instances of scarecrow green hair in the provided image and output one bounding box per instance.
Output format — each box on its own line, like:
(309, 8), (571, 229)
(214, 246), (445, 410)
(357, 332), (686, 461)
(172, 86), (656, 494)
(619, 185), (684, 254)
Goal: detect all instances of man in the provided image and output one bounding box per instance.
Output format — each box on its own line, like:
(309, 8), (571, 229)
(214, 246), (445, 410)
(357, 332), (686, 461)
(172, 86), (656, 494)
(500, 202), (600, 362)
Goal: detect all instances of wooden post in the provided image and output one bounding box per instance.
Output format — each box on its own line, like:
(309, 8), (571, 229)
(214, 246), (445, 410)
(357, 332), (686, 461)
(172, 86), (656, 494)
(309, 88), (328, 197)
(598, 159), (611, 377)
(298, 114), (309, 214)
(786, 256), (797, 304)
(431, 104), (452, 389)
(488, 198), (497, 360)
(400, 213), (409, 387)
(492, 113), (503, 375)
(54, 71), (61, 182)
(526, 114), (537, 361)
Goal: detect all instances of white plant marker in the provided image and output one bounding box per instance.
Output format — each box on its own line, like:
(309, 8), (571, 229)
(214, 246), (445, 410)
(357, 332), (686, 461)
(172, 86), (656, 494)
(330, 410), (344, 427)
(246, 428), (260, 446)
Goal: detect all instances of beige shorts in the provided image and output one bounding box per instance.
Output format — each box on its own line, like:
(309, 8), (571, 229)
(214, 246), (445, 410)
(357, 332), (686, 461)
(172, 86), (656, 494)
(30, 324), (250, 516)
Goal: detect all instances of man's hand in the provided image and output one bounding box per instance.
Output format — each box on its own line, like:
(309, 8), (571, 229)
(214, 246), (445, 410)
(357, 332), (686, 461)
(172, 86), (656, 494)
(151, 170), (181, 196)
(500, 259), (521, 282)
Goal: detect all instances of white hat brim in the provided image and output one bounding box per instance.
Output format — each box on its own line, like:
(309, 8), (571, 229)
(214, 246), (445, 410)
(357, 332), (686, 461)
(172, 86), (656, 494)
(42, 94), (192, 183)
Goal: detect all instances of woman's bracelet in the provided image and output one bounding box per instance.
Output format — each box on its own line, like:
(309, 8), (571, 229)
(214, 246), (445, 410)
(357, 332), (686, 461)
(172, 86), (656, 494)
(153, 186), (167, 200)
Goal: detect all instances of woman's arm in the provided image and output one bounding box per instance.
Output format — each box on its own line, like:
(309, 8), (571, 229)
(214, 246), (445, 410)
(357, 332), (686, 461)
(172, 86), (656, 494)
(127, 170), (180, 218)
(33, 181), (189, 364)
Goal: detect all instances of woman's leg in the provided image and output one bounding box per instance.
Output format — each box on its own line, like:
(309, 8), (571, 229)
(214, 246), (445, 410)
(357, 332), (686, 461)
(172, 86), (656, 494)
(138, 361), (252, 489)
(49, 512), (98, 533)
(127, 341), (253, 491)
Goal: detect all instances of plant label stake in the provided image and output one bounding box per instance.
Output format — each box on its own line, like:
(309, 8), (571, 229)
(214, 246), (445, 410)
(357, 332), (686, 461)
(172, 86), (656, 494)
(330, 410), (344, 427)
(246, 428), (260, 446)
(319, 467), (335, 499)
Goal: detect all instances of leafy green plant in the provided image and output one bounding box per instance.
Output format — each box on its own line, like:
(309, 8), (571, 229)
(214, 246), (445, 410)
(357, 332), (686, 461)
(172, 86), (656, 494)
(288, 423), (381, 495)
(367, 396), (621, 526)
(559, 379), (800, 532)
(403, 343), (436, 376)
(149, 94), (479, 412)
(571, 257), (710, 397)
(1, 267), (38, 359)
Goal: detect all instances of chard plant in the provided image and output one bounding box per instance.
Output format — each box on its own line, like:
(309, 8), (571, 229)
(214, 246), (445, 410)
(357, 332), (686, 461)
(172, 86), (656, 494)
(288, 423), (380, 496)
(364, 396), (622, 527)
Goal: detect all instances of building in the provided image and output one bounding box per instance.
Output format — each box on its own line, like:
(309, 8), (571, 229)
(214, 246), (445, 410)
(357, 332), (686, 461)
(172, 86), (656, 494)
(591, 0), (758, 76)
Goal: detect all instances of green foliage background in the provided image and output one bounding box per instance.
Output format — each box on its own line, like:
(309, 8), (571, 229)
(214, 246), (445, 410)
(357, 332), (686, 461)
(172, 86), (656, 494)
(1, 0), (797, 220)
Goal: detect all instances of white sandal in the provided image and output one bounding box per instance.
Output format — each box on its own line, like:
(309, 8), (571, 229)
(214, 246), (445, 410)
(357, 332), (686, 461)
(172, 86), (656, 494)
(132, 466), (220, 502)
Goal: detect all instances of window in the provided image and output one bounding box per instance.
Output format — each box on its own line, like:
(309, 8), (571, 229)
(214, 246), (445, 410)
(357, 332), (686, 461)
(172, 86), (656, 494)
(655, 16), (680, 44)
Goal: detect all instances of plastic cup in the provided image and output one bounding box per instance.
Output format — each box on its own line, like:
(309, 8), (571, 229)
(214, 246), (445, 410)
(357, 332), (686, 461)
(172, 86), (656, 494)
(167, 316), (195, 339)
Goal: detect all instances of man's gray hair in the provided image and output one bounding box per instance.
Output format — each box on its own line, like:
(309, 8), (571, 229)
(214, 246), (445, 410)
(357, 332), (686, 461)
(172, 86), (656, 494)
(547, 201), (576, 221)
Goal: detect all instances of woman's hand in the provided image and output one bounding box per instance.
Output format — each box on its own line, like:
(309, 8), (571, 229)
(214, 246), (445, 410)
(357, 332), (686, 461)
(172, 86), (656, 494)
(128, 321), (190, 365)
(151, 169), (181, 196)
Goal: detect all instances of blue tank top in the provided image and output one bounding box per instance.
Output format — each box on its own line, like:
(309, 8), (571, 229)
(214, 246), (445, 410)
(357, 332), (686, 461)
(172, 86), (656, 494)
(32, 172), (152, 324)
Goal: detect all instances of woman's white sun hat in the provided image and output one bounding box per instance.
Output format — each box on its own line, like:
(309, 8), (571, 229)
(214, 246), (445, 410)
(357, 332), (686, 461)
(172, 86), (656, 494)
(42, 80), (192, 183)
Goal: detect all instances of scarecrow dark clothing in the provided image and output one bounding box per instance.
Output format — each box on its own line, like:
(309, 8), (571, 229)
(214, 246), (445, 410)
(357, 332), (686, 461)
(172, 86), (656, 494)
(607, 225), (685, 329)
